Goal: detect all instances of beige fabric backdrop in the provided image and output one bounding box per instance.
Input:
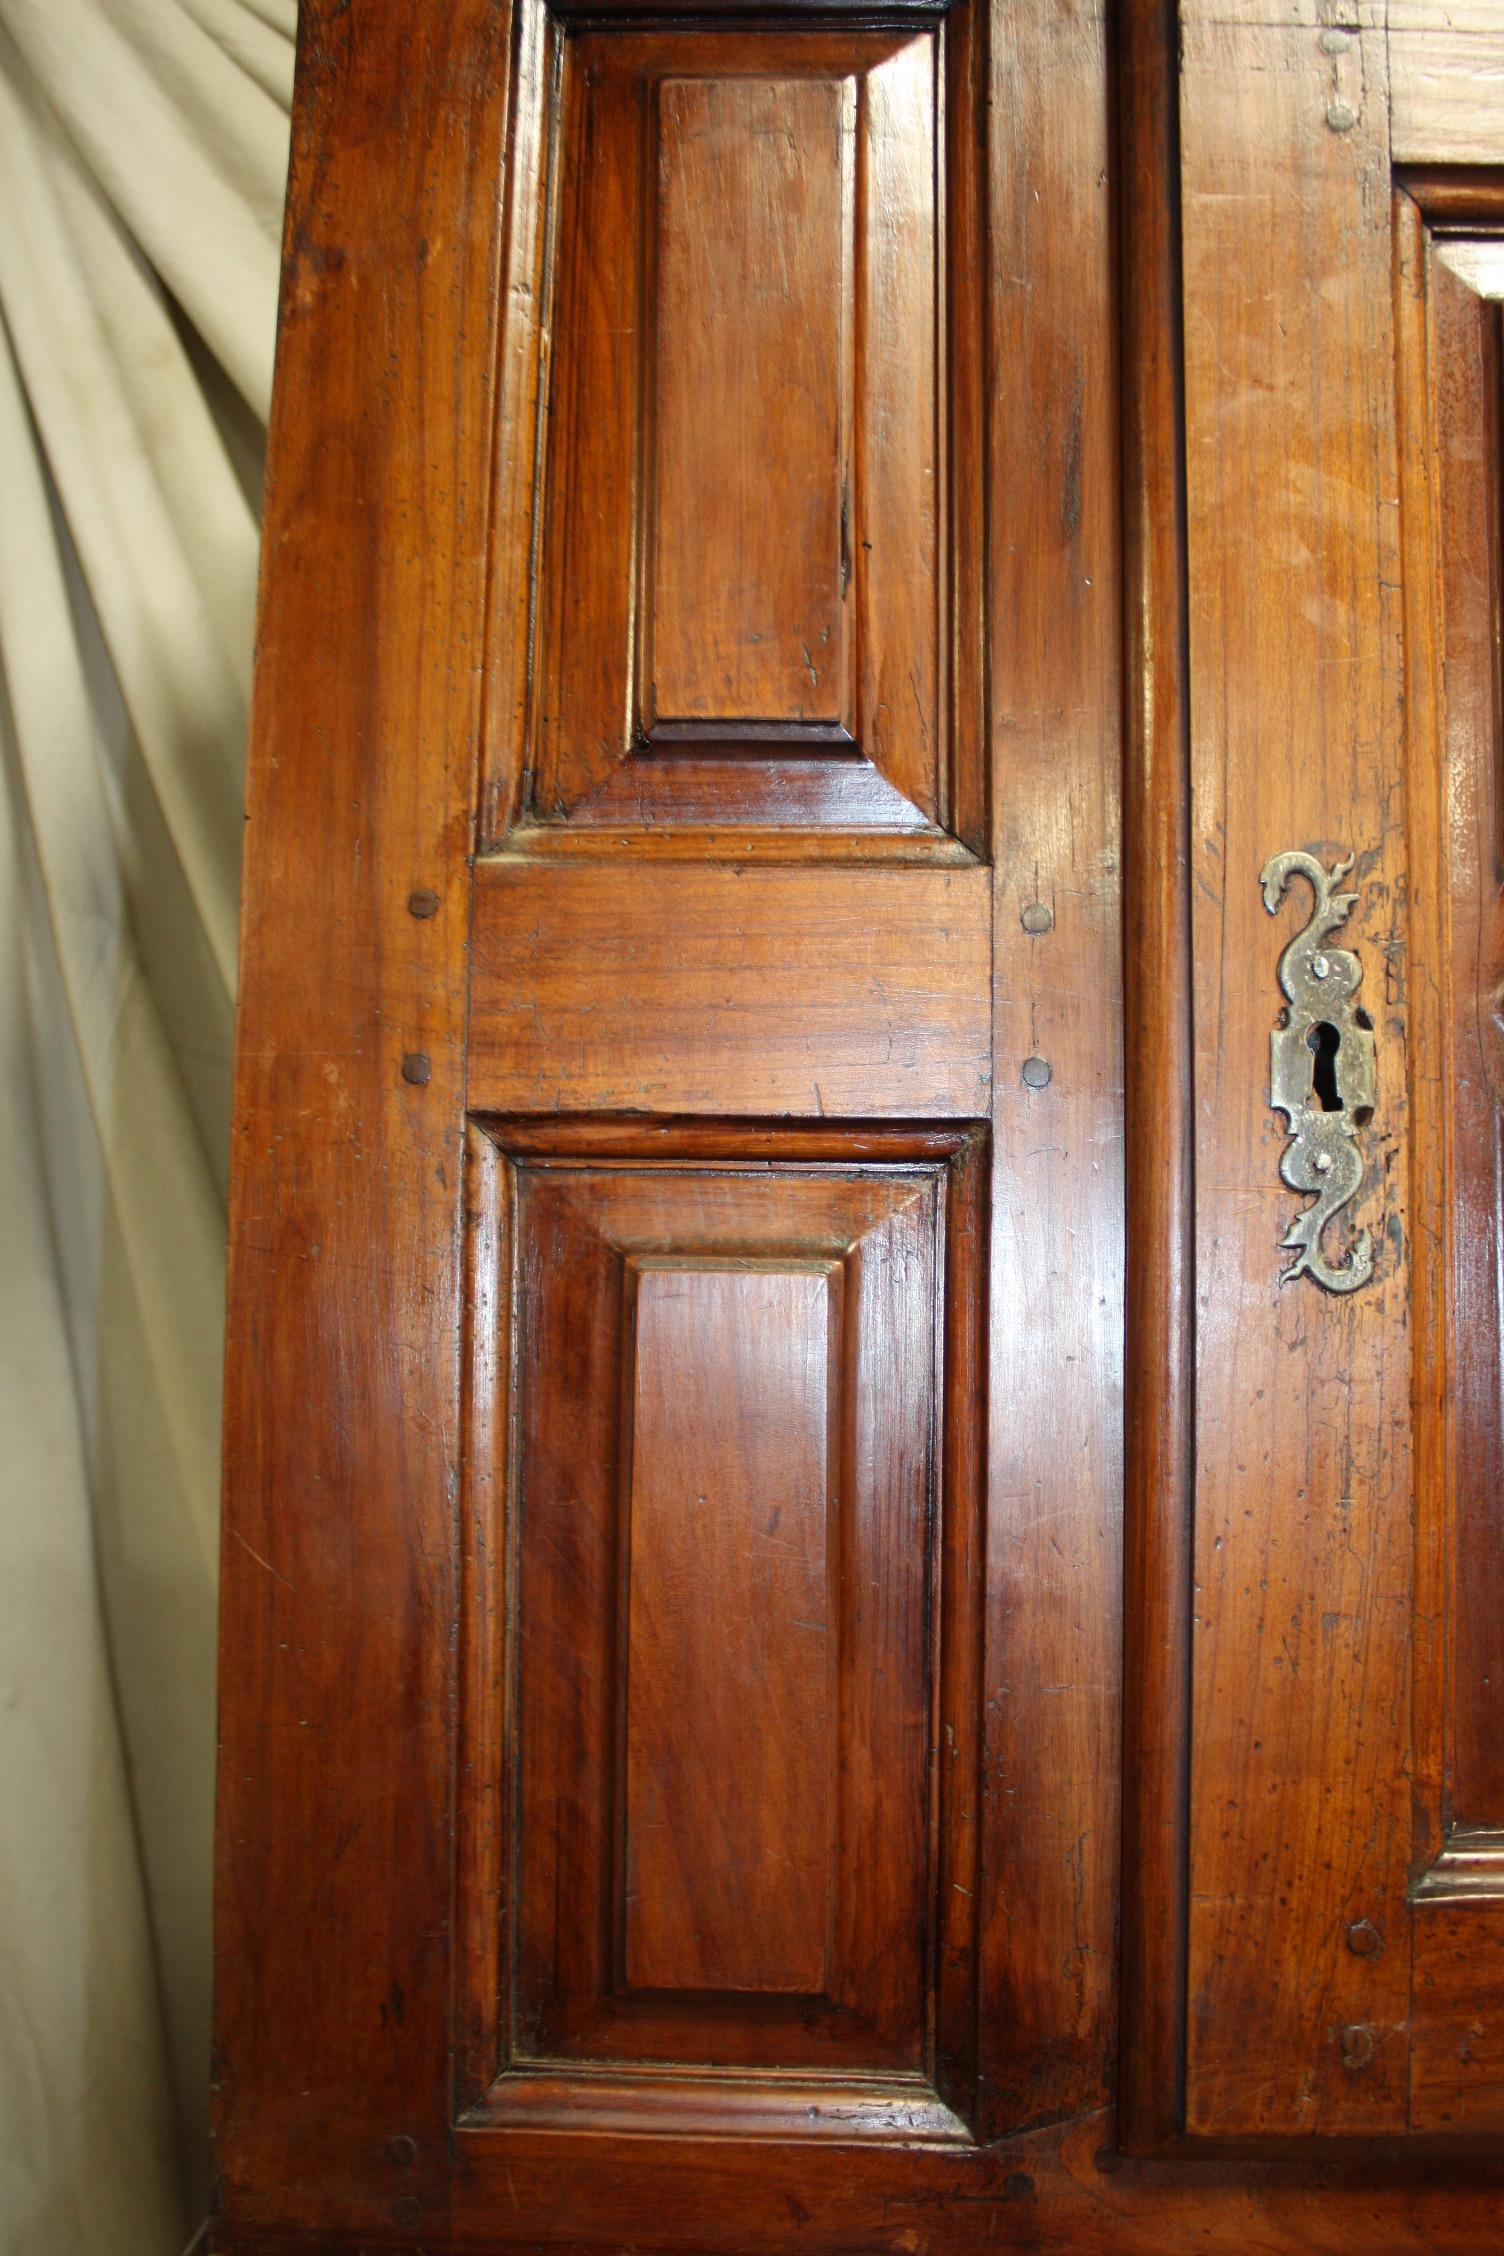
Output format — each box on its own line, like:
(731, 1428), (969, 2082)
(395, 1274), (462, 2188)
(0, 2), (292, 2246)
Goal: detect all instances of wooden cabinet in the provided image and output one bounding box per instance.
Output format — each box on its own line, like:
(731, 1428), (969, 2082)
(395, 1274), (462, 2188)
(212, 0), (1504, 2246)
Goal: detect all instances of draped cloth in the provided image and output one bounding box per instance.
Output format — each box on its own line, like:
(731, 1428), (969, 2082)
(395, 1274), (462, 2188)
(0, 3), (292, 2245)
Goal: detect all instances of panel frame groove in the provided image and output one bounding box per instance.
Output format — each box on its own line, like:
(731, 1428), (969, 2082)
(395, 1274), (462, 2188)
(1117, 0), (1197, 2159)
(1396, 168), (1504, 2137)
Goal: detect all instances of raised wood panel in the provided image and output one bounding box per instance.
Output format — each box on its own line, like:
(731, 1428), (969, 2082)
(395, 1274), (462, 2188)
(622, 1262), (836, 1996)
(466, 860), (992, 1119)
(509, 1162), (933, 2068)
(459, 1124), (986, 2134)
(1397, 181), (1504, 2134)
(651, 75), (852, 732)
(484, 10), (985, 850)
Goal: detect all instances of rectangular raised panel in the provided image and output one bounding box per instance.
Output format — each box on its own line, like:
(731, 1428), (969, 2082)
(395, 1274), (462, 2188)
(651, 77), (852, 732)
(1401, 194), (1504, 2140)
(467, 860), (992, 1118)
(512, 1162), (932, 2069)
(458, 1124), (985, 2136)
(624, 1264), (835, 1996)
(486, 15), (983, 848)
(1406, 210), (1504, 1932)
(1429, 253), (1504, 1846)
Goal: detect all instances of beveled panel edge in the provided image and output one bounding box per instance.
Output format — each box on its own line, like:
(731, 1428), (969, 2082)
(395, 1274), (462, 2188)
(1393, 182), (1454, 1917)
(484, 825), (983, 865)
(1412, 1832), (1504, 1905)
(454, 1122), (521, 2107)
(468, 1114), (985, 1163)
(1401, 168), (1504, 233)
(464, 2067), (975, 2142)
(646, 720), (859, 749)
(551, 0), (955, 23)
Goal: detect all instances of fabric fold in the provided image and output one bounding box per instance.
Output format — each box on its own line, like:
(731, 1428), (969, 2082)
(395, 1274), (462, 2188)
(0, 2), (291, 2245)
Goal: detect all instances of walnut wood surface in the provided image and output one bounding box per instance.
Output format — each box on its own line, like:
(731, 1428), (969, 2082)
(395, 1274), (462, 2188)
(467, 860), (992, 1118)
(622, 1263), (835, 1997)
(212, 0), (510, 2239)
(1391, 5), (1504, 167)
(215, 0), (1504, 2243)
(447, 2113), (1504, 2254)
(650, 75), (849, 730)
(1407, 209), (1504, 1848)
(1397, 175), (1504, 2129)
(977, 0), (1122, 2134)
(1177, 4), (1414, 2137)
(1118, 0), (1193, 2156)
(481, 1148), (970, 2085)
(1412, 1909), (1504, 2133)
(517, 18), (976, 843)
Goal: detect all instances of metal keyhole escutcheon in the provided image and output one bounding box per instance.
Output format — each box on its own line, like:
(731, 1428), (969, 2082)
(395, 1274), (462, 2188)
(1261, 850), (1377, 1295)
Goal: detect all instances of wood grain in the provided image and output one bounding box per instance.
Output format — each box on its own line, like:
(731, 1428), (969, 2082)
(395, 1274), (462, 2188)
(650, 74), (850, 728)
(1179, 3), (1413, 2135)
(1391, 6), (1504, 168)
(459, 1131), (986, 2122)
(1413, 1907), (1504, 2132)
(531, 32), (639, 813)
(450, 2107), (1504, 2253)
(216, 0), (1504, 2237)
(481, 0), (554, 846)
(623, 1263), (835, 1996)
(500, 22), (966, 843)
(1397, 178), (1504, 2135)
(853, 27), (942, 826)
(212, 0), (509, 2241)
(1118, 0), (1193, 2156)
(977, 0), (1123, 2137)
(466, 860), (992, 1119)
(467, 2070), (970, 2143)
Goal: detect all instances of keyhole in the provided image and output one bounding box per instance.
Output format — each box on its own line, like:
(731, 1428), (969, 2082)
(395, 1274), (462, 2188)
(1308, 1020), (1343, 1111)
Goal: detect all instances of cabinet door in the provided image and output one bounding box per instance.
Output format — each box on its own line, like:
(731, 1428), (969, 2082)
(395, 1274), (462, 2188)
(214, 0), (1504, 2245)
(1123, 0), (1504, 2157)
(214, 0), (1124, 2244)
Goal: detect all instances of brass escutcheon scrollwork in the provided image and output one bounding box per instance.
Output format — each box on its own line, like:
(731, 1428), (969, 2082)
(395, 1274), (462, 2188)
(1260, 849), (1377, 1295)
